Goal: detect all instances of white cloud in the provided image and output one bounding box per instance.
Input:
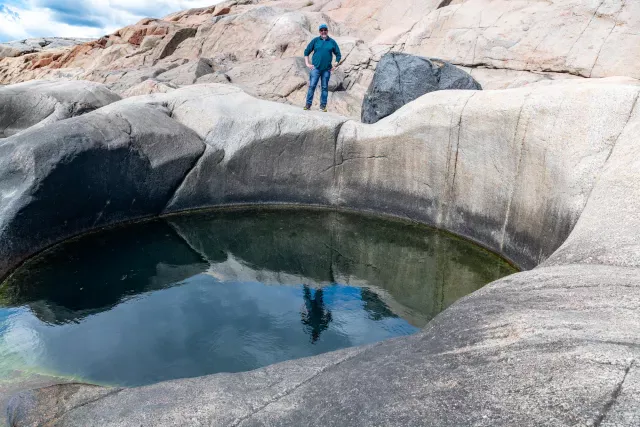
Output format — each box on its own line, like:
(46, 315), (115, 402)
(0, 0), (222, 42)
(0, 5), (115, 41)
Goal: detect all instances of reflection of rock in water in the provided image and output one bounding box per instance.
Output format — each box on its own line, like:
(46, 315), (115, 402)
(0, 221), (208, 324)
(300, 285), (332, 343)
(2, 208), (516, 326)
(360, 288), (397, 321)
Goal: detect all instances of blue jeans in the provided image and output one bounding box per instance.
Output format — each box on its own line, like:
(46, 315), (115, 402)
(306, 68), (331, 107)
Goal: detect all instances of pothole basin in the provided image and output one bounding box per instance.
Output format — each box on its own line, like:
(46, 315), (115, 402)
(0, 208), (516, 387)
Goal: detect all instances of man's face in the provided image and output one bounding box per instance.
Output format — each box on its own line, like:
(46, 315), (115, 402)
(319, 28), (328, 38)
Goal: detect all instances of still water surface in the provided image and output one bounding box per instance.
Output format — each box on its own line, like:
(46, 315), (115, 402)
(0, 209), (516, 386)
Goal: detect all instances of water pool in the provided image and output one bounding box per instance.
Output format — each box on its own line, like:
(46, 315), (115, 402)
(0, 208), (516, 387)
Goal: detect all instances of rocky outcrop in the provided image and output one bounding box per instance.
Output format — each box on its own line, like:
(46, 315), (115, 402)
(0, 80), (121, 138)
(155, 58), (214, 85)
(0, 38), (92, 58)
(361, 52), (481, 123)
(117, 84), (347, 211)
(2, 0), (635, 118)
(0, 76), (636, 278)
(1, 0), (640, 423)
(343, 78), (640, 269)
(2, 77), (640, 425)
(395, 0), (640, 80)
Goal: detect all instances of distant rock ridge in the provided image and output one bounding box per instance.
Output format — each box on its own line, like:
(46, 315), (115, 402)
(0, 0), (637, 118)
(0, 37), (92, 58)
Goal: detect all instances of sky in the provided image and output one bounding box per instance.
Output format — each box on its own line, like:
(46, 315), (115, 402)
(0, 0), (222, 42)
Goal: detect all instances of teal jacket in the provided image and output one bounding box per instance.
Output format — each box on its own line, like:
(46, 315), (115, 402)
(304, 37), (341, 72)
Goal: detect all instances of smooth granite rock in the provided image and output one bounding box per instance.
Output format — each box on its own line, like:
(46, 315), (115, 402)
(361, 52), (481, 124)
(156, 58), (215, 85)
(397, 0), (640, 80)
(543, 92), (640, 269)
(0, 80), (121, 138)
(2, 78), (640, 426)
(0, 101), (205, 280)
(114, 84), (347, 212)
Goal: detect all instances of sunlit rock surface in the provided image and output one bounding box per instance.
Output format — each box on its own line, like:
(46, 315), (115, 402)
(1, 0), (637, 117)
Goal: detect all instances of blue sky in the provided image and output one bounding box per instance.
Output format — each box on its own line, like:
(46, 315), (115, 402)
(0, 0), (221, 42)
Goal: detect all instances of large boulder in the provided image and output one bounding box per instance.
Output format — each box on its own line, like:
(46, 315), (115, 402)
(361, 52), (481, 123)
(0, 80), (121, 137)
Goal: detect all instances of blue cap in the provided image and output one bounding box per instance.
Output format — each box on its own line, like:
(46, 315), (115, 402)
(319, 23), (328, 30)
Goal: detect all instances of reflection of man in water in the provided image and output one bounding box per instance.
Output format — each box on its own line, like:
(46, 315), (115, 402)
(301, 285), (332, 343)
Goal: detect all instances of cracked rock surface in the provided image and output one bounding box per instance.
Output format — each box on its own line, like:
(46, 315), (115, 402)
(1, 76), (640, 425)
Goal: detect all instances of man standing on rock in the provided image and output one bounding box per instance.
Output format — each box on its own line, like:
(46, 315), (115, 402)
(303, 23), (341, 112)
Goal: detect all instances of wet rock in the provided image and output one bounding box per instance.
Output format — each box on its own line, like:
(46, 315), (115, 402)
(361, 52), (481, 124)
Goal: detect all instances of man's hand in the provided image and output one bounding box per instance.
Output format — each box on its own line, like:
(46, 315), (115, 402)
(331, 63), (339, 72)
(304, 55), (314, 70)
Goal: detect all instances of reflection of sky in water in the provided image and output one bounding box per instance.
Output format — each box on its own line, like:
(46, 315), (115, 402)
(0, 274), (417, 387)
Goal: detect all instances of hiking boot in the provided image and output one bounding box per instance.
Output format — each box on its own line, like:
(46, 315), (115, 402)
(303, 104), (311, 110)
(320, 105), (327, 112)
